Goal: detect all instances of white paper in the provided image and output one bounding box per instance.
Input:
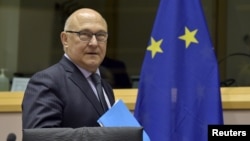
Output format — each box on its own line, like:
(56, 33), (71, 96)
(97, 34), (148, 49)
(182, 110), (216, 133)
(11, 77), (30, 92)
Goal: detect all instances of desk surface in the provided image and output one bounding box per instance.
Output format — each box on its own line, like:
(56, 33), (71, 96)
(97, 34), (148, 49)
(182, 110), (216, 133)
(1, 87), (250, 112)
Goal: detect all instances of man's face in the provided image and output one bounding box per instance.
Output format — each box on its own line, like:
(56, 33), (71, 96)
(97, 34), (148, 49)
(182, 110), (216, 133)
(61, 11), (108, 72)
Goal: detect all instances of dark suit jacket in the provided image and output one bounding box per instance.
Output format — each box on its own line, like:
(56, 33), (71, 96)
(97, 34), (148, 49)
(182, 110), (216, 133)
(22, 56), (115, 129)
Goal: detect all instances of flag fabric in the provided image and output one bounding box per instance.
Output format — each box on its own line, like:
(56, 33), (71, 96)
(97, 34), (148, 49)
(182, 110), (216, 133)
(134, 0), (224, 141)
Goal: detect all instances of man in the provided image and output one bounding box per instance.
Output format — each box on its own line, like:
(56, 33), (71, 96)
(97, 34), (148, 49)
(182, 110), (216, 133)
(22, 8), (115, 128)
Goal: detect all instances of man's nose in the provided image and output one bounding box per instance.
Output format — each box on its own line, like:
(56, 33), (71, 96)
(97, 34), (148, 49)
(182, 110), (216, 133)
(88, 35), (98, 45)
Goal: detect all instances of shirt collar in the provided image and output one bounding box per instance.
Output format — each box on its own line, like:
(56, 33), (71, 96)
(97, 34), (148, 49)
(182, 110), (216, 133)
(64, 53), (100, 78)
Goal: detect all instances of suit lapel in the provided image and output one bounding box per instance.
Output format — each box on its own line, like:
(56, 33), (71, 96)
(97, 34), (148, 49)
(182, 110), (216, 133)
(71, 72), (105, 115)
(60, 57), (104, 115)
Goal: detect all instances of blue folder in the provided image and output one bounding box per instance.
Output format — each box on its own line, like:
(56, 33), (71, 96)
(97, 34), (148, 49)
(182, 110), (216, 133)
(97, 99), (150, 141)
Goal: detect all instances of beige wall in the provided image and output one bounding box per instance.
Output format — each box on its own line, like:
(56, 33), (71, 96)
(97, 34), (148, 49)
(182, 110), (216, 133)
(0, 113), (22, 141)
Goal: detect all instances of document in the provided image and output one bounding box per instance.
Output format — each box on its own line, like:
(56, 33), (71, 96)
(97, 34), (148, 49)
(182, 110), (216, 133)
(11, 77), (30, 92)
(97, 99), (150, 141)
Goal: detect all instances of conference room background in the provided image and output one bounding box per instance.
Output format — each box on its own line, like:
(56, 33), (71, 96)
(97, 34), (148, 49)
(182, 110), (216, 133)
(0, 0), (250, 87)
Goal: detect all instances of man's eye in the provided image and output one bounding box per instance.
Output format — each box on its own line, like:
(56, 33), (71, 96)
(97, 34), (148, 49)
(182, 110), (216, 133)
(97, 33), (106, 37)
(80, 32), (90, 36)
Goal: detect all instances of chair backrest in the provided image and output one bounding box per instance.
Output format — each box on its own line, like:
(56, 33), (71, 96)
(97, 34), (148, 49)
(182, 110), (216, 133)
(22, 127), (143, 141)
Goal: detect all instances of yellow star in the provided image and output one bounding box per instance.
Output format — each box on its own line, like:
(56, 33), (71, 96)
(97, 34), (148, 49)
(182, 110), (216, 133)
(147, 37), (163, 58)
(178, 27), (198, 48)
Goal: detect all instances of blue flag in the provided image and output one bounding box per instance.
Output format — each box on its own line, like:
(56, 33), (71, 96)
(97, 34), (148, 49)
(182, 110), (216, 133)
(134, 0), (224, 141)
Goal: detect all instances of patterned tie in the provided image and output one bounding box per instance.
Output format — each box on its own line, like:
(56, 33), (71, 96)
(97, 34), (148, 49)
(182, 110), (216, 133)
(91, 73), (108, 112)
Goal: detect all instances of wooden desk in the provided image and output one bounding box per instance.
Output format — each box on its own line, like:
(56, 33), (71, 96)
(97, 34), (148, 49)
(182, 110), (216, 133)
(1, 87), (250, 112)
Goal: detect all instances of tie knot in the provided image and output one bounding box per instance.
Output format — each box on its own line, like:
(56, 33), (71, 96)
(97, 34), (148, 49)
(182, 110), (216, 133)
(91, 73), (101, 85)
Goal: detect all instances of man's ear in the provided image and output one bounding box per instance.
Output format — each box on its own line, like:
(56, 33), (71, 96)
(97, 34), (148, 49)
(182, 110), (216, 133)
(61, 32), (68, 47)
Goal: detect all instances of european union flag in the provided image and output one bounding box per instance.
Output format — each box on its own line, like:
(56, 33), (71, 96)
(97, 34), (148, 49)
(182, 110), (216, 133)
(134, 0), (224, 141)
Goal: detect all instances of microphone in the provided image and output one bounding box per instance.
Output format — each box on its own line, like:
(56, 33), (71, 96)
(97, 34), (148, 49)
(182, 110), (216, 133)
(6, 133), (16, 141)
